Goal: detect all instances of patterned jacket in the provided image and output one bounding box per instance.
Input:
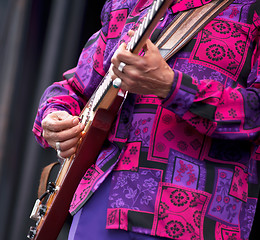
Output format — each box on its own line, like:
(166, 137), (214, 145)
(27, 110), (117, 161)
(33, 0), (260, 239)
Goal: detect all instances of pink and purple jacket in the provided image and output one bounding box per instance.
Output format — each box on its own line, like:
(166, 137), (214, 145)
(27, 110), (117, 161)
(33, 0), (260, 239)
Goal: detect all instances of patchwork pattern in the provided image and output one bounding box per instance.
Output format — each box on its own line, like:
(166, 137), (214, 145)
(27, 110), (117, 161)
(33, 0), (260, 239)
(70, 165), (103, 213)
(149, 107), (204, 162)
(153, 183), (210, 239)
(206, 169), (243, 226)
(165, 149), (206, 191)
(114, 142), (141, 171)
(108, 168), (163, 212)
(106, 208), (128, 231)
(229, 166), (248, 202)
(190, 19), (251, 80)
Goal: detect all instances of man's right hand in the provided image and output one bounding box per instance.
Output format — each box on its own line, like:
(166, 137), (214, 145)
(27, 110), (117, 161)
(42, 111), (85, 159)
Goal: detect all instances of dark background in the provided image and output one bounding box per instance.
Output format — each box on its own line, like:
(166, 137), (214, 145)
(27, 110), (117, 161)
(0, 0), (105, 239)
(0, 0), (259, 240)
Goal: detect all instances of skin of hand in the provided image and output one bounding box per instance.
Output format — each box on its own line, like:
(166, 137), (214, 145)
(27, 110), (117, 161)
(111, 38), (174, 98)
(42, 111), (85, 158)
(41, 38), (173, 158)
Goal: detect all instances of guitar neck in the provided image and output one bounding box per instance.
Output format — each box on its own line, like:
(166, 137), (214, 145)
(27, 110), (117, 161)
(79, 0), (172, 125)
(129, 0), (172, 54)
(28, 1), (173, 239)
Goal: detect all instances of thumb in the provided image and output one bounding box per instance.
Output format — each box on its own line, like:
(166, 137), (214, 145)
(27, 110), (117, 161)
(143, 39), (157, 55)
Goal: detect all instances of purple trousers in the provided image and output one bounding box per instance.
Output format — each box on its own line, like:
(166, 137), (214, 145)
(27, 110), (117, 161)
(68, 174), (168, 240)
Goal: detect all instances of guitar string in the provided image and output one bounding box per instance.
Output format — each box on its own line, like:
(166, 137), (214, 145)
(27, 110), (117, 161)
(79, 0), (164, 126)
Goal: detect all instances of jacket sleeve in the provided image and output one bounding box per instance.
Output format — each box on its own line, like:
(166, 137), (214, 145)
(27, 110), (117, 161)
(162, 11), (260, 143)
(32, 0), (123, 147)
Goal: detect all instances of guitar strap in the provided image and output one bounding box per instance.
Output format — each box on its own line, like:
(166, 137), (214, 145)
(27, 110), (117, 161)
(37, 0), (233, 199)
(38, 162), (60, 199)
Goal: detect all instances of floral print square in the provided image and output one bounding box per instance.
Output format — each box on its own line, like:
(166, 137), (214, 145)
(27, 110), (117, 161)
(190, 19), (251, 80)
(149, 107), (204, 163)
(128, 113), (154, 148)
(165, 149), (206, 191)
(153, 183), (210, 239)
(114, 142), (141, 171)
(108, 168), (163, 212)
(206, 168), (243, 226)
(229, 166), (248, 202)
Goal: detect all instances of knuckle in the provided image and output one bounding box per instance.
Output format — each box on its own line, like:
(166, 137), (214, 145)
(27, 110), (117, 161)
(75, 126), (82, 135)
(116, 51), (124, 60)
(71, 146), (77, 153)
(41, 119), (48, 128)
(111, 57), (116, 64)
(42, 130), (52, 141)
(42, 130), (47, 139)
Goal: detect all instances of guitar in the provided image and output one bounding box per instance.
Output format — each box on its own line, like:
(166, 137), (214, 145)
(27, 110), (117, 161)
(27, 0), (173, 239)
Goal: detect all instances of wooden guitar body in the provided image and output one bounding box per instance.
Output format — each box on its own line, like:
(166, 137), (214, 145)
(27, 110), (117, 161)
(31, 92), (124, 240)
(27, 0), (233, 238)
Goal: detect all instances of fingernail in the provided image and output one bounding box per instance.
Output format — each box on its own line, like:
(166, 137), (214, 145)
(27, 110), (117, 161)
(73, 118), (79, 125)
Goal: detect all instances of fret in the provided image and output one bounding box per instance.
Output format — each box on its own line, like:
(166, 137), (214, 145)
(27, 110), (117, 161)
(92, 74), (112, 109)
(76, 0), (170, 161)
(155, 0), (161, 11)
(144, 13), (149, 29)
(151, 1), (156, 17)
(84, 0), (167, 114)
(127, 0), (165, 52)
(80, 72), (113, 123)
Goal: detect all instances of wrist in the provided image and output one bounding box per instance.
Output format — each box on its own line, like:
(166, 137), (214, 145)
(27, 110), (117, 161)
(157, 67), (174, 98)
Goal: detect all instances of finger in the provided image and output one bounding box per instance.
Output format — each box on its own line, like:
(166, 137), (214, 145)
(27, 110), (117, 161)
(142, 39), (156, 53)
(116, 39), (158, 65)
(43, 122), (84, 146)
(111, 55), (144, 79)
(112, 58), (144, 81)
(42, 113), (80, 132)
(111, 43), (142, 67)
(58, 147), (78, 159)
(127, 30), (135, 37)
(111, 42), (127, 61)
(111, 62), (126, 78)
(52, 122), (85, 142)
(56, 135), (82, 152)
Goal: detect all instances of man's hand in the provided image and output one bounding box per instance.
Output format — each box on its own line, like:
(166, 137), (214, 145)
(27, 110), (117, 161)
(42, 111), (85, 158)
(111, 39), (174, 98)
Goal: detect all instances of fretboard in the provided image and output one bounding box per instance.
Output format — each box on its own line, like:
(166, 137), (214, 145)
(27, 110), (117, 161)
(80, 0), (172, 125)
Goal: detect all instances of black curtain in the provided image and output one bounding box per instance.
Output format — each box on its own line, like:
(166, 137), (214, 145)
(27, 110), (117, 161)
(0, 0), (106, 239)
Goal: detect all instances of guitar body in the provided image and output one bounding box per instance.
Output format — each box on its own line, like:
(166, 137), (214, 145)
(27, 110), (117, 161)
(34, 94), (124, 240)
(27, 1), (175, 239)
(28, 0), (234, 238)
